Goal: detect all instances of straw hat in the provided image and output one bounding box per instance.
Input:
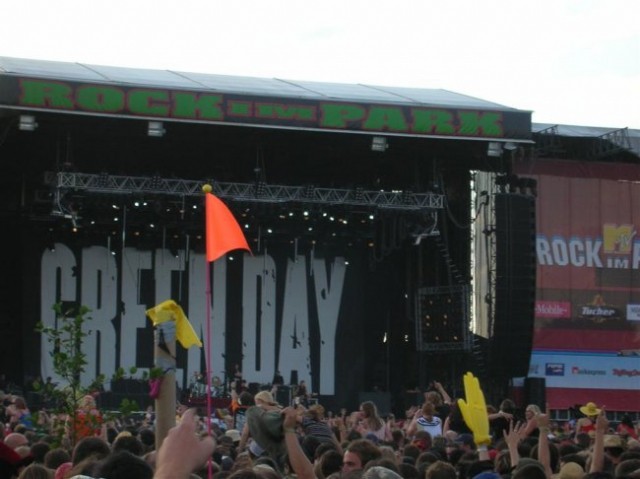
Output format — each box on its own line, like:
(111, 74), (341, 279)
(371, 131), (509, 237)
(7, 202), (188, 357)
(558, 462), (584, 479)
(579, 402), (601, 417)
(603, 434), (625, 449)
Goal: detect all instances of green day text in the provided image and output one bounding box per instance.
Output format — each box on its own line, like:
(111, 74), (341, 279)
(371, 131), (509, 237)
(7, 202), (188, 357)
(19, 79), (504, 137)
(40, 244), (346, 395)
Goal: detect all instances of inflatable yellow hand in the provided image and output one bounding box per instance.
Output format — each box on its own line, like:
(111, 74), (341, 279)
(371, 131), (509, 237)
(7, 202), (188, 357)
(457, 372), (491, 446)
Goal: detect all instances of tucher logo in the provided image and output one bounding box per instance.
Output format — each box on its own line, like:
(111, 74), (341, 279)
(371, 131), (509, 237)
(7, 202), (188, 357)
(579, 294), (622, 321)
(545, 363), (565, 376)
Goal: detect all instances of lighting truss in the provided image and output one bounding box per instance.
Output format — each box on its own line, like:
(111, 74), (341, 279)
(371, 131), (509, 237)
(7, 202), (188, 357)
(46, 172), (445, 211)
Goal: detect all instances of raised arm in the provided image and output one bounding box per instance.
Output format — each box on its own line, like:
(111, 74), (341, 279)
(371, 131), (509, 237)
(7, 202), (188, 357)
(433, 381), (453, 404)
(282, 406), (316, 479)
(589, 408), (609, 474)
(154, 408), (215, 479)
(504, 420), (524, 470)
(535, 413), (553, 479)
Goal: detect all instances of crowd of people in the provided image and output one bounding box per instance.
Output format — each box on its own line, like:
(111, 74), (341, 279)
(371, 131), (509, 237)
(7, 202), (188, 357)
(1, 378), (639, 479)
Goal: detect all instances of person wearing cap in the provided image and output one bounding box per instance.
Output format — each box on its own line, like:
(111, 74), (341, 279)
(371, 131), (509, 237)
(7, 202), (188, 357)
(603, 434), (626, 467)
(576, 402), (601, 436)
(225, 428), (241, 444)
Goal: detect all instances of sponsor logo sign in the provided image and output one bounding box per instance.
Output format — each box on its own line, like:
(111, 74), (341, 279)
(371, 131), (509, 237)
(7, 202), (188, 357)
(571, 366), (606, 376)
(545, 363), (565, 376)
(536, 301), (571, 318)
(627, 304), (640, 321)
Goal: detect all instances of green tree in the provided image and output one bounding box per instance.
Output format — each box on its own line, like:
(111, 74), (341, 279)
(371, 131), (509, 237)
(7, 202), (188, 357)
(36, 303), (160, 445)
(36, 303), (104, 445)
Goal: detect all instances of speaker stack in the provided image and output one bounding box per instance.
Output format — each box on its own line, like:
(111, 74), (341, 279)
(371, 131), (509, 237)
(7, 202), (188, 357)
(490, 193), (537, 378)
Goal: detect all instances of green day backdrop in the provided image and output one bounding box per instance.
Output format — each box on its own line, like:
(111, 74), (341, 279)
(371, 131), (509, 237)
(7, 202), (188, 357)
(520, 160), (640, 411)
(30, 239), (377, 404)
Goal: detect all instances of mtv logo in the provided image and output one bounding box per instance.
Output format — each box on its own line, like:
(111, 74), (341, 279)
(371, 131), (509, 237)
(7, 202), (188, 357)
(603, 224), (636, 254)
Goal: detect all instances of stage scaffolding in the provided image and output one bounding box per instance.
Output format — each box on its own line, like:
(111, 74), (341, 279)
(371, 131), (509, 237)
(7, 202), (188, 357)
(46, 171), (445, 211)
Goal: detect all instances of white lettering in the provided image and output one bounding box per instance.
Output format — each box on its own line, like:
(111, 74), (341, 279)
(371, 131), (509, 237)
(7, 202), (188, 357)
(243, 254), (278, 384)
(551, 238), (569, 266)
(314, 256), (346, 395)
(568, 238), (585, 267)
(80, 246), (118, 385)
(278, 256), (312, 387)
(536, 236), (553, 265)
(119, 248), (152, 380)
(585, 239), (603, 267)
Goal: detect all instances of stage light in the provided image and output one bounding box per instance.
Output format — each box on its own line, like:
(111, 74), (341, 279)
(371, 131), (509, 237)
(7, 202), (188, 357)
(19, 115), (38, 131)
(487, 141), (503, 157)
(148, 121), (165, 137)
(371, 136), (388, 152)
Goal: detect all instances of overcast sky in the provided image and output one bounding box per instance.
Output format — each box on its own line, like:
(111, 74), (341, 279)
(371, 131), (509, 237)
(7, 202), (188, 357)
(2, 0), (639, 129)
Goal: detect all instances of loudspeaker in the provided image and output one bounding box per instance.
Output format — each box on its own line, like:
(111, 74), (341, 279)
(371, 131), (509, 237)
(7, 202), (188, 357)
(276, 386), (292, 406)
(524, 377), (546, 409)
(358, 392), (391, 417)
(248, 382), (260, 395)
(290, 370), (298, 386)
(491, 193), (536, 377)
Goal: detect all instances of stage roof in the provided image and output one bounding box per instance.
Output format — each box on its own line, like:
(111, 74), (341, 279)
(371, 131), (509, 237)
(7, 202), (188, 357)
(0, 56), (532, 143)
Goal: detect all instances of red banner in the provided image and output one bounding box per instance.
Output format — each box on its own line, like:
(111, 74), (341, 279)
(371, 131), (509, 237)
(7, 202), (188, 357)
(515, 160), (640, 411)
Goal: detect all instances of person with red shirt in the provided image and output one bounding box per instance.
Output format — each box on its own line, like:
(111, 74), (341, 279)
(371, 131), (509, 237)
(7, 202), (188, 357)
(69, 395), (103, 442)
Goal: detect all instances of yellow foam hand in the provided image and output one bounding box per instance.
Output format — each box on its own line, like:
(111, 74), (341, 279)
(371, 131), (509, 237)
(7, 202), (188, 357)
(457, 372), (491, 446)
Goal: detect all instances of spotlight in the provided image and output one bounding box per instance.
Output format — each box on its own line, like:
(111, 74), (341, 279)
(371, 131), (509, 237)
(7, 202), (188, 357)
(148, 121), (165, 137)
(487, 142), (503, 157)
(19, 115), (38, 131)
(371, 136), (388, 152)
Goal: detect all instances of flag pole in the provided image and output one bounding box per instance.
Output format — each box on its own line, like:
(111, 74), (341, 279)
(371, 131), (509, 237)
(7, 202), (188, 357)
(202, 185), (214, 435)
(201, 183), (251, 466)
(202, 184), (214, 479)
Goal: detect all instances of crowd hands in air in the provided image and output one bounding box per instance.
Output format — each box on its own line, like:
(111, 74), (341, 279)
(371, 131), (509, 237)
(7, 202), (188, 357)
(1, 373), (639, 479)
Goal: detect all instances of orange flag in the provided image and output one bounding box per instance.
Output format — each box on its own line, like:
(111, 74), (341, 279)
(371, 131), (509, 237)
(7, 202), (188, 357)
(204, 188), (251, 262)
